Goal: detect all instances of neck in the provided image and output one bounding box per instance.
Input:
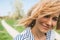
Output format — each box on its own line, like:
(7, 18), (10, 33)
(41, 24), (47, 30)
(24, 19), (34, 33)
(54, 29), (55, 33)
(31, 25), (46, 39)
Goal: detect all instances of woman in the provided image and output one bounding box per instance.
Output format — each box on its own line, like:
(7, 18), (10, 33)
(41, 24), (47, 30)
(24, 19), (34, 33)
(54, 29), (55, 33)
(14, 0), (60, 40)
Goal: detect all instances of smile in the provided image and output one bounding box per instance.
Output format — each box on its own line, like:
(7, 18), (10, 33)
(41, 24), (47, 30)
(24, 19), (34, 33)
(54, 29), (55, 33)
(40, 22), (49, 30)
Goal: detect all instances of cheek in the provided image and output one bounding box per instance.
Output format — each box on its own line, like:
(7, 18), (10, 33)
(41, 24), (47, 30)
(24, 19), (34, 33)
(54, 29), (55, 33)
(53, 21), (57, 26)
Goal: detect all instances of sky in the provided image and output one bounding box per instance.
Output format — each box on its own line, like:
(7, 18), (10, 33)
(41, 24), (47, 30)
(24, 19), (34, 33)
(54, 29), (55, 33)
(0, 0), (39, 16)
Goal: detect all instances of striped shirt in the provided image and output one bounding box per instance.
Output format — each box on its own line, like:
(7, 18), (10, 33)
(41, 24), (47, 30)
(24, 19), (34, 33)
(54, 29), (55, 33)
(14, 27), (56, 40)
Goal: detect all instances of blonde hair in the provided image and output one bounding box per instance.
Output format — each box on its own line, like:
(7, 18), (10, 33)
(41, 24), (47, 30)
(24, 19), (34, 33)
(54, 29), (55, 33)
(18, 0), (60, 27)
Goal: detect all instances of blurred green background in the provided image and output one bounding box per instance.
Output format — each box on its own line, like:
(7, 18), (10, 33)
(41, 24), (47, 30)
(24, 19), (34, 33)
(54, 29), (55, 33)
(0, 19), (25, 40)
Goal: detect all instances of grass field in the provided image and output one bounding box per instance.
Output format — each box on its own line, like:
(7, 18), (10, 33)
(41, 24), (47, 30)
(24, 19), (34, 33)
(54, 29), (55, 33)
(6, 19), (25, 32)
(0, 19), (12, 40)
(0, 19), (25, 40)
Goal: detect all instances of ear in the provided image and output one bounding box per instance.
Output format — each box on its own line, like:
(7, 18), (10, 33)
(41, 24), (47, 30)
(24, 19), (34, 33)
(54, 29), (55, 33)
(28, 19), (36, 28)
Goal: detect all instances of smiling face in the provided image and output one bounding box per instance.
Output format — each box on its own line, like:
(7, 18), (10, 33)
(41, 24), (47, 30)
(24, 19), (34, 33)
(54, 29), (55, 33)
(35, 13), (59, 33)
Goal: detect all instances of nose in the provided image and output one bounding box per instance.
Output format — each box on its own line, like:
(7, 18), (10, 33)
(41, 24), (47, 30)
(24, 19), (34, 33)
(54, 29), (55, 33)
(46, 18), (52, 26)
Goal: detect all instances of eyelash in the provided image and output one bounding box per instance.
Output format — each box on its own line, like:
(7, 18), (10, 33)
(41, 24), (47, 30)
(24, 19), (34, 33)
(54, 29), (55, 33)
(53, 17), (58, 21)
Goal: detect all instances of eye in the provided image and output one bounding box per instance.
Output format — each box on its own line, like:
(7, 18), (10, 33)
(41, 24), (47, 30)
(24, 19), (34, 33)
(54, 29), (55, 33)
(44, 15), (50, 18)
(52, 17), (58, 21)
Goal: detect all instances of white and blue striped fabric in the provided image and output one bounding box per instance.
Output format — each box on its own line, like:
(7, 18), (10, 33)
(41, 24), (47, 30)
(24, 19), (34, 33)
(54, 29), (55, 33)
(14, 27), (56, 40)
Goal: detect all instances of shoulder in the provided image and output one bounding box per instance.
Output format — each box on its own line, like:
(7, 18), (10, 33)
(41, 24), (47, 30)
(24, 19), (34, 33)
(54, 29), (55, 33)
(14, 27), (34, 40)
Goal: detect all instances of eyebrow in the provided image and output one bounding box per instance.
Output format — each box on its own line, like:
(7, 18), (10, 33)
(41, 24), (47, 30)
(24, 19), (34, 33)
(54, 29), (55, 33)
(54, 16), (59, 18)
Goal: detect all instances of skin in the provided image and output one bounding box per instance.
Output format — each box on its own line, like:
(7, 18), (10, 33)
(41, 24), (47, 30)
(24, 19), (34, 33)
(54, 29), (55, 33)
(31, 13), (59, 40)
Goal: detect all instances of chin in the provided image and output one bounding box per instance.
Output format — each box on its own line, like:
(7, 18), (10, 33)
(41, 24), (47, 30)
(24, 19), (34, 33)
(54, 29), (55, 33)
(40, 29), (49, 33)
